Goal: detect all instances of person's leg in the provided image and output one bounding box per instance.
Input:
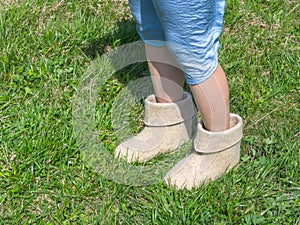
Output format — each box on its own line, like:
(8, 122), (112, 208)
(128, 0), (185, 103)
(190, 64), (229, 132)
(145, 44), (185, 103)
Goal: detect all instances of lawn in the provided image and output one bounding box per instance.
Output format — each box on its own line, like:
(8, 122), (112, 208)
(0, 0), (299, 224)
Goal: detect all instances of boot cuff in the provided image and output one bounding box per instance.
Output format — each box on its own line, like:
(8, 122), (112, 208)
(144, 92), (196, 126)
(194, 113), (243, 153)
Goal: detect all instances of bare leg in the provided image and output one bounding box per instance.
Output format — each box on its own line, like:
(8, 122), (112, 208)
(145, 44), (185, 103)
(190, 64), (230, 132)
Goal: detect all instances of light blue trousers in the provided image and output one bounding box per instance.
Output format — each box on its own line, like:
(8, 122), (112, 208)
(129, 0), (226, 85)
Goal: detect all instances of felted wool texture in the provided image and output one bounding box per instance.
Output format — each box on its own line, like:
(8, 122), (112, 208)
(114, 92), (196, 163)
(165, 113), (243, 190)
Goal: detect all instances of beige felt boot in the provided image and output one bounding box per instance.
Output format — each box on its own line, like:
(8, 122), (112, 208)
(165, 113), (243, 190)
(114, 92), (196, 163)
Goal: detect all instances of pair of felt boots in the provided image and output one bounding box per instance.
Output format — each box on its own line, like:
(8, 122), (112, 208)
(115, 92), (243, 190)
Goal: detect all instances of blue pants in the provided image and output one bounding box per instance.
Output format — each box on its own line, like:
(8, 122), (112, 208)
(129, 0), (226, 85)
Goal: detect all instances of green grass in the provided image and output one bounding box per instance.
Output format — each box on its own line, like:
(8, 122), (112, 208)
(0, 0), (299, 224)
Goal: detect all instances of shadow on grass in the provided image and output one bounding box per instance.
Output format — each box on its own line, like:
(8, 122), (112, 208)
(82, 19), (138, 58)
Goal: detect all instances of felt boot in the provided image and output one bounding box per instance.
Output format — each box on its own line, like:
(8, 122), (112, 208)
(165, 113), (243, 190)
(114, 92), (196, 163)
